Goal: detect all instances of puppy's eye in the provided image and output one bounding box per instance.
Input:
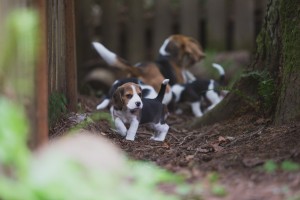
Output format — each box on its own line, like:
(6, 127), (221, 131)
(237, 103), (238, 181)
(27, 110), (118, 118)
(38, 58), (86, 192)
(126, 94), (133, 99)
(138, 93), (142, 97)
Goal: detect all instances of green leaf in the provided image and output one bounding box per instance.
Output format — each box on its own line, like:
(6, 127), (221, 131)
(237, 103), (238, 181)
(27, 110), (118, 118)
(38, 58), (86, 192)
(263, 160), (278, 173)
(207, 172), (220, 184)
(281, 161), (300, 172)
(211, 184), (227, 197)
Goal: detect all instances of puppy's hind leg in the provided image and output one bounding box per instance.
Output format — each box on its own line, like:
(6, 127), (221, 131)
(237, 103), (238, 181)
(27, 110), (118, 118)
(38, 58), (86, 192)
(150, 123), (169, 142)
(205, 90), (221, 111)
(190, 101), (203, 117)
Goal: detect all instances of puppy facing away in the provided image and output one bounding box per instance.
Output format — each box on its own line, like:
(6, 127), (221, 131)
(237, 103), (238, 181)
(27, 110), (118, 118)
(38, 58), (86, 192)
(171, 63), (226, 117)
(111, 79), (170, 141)
(96, 77), (157, 110)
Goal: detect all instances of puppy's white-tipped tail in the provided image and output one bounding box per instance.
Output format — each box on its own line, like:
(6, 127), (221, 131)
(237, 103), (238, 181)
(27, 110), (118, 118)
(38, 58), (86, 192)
(92, 42), (117, 66)
(162, 79), (170, 85)
(212, 63), (225, 76)
(212, 63), (225, 85)
(96, 99), (110, 110)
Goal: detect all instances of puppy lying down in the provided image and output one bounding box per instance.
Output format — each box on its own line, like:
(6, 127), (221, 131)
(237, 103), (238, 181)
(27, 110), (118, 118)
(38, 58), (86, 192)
(110, 79), (170, 141)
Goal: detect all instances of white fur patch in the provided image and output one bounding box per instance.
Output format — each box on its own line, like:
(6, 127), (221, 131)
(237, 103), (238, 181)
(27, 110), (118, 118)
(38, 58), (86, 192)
(140, 84), (157, 99)
(150, 123), (169, 141)
(159, 38), (171, 56)
(162, 79), (170, 85)
(190, 102), (203, 117)
(212, 63), (225, 75)
(205, 80), (221, 111)
(171, 84), (185, 103)
(114, 117), (127, 137)
(92, 42), (117, 66)
(183, 70), (196, 83)
(96, 99), (110, 110)
(163, 90), (173, 105)
(125, 116), (139, 141)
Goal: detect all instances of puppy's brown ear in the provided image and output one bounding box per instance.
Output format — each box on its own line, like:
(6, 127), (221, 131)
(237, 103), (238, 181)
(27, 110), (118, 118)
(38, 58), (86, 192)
(112, 87), (124, 110)
(185, 38), (205, 64)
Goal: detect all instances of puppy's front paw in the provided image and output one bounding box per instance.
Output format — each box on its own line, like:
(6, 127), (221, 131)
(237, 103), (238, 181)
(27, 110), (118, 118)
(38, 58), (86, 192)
(125, 136), (135, 141)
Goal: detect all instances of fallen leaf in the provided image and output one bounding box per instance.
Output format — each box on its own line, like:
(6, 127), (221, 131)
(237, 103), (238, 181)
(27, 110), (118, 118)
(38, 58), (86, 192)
(186, 155), (194, 161)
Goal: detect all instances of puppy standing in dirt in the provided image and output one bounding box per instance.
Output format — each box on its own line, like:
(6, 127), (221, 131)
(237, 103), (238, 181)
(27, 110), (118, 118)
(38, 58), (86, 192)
(111, 79), (170, 141)
(172, 63), (227, 117)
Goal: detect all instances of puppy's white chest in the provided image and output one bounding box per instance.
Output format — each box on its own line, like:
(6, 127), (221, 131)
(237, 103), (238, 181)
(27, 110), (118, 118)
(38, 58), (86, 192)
(112, 109), (138, 124)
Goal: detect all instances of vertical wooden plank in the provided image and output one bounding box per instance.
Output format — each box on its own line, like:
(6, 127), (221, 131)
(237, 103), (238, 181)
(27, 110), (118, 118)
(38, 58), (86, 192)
(101, 0), (119, 52)
(234, 0), (255, 50)
(64, 0), (77, 112)
(153, 0), (172, 55)
(126, 0), (145, 63)
(35, 0), (49, 147)
(180, 0), (199, 40)
(206, 0), (227, 51)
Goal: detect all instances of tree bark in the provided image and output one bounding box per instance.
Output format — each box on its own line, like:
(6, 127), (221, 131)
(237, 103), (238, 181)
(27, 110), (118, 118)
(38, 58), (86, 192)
(192, 0), (300, 128)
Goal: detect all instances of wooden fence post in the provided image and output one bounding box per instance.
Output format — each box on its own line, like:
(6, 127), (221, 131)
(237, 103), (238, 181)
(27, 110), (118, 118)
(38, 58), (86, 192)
(126, 0), (145, 63)
(64, 0), (78, 112)
(153, 0), (172, 55)
(180, 0), (199, 40)
(206, 0), (227, 51)
(101, 0), (119, 52)
(234, 0), (255, 50)
(35, 0), (49, 147)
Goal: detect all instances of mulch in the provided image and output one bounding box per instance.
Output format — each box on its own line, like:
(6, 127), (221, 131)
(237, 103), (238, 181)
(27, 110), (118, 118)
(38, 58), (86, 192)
(50, 95), (300, 200)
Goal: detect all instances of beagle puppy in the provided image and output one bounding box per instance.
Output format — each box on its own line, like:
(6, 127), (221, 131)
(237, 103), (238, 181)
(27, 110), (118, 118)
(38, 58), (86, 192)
(96, 77), (157, 110)
(171, 63), (226, 117)
(92, 35), (204, 105)
(157, 34), (205, 85)
(111, 79), (170, 141)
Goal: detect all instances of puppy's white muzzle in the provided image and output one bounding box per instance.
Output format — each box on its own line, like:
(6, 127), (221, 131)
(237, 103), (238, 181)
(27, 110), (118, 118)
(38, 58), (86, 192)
(127, 94), (143, 110)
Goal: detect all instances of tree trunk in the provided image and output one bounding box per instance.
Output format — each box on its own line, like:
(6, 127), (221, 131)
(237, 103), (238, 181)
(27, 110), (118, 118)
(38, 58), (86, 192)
(192, 0), (300, 128)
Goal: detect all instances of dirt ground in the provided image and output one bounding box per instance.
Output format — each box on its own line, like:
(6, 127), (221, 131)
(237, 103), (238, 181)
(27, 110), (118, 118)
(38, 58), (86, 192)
(50, 95), (300, 200)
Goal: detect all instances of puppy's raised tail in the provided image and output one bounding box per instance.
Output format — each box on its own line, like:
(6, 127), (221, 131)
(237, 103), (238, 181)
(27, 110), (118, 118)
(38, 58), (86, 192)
(92, 42), (140, 77)
(155, 79), (169, 102)
(212, 63), (225, 85)
(96, 98), (110, 110)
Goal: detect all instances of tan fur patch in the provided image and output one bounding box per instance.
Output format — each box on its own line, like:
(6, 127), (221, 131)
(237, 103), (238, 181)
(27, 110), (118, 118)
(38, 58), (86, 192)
(137, 63), (170, 93)
(169, 35), (205, 68)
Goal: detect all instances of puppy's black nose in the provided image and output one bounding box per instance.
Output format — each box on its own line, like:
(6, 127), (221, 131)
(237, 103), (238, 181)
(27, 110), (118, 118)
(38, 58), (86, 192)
(135, 102), (141, 107)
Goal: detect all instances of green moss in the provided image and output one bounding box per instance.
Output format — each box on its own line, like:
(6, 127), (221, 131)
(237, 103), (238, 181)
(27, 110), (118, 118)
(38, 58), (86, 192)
(280, 1), (300, 74)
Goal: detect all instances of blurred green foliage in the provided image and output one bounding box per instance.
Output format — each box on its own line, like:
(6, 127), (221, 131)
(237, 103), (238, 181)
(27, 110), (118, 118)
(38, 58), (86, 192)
(0, 94), (187, 200)
(0, 9), (38, 98)
(48, 92), (68, 126)
(263, 160), (300, 173)
(0, 8), (188, 200)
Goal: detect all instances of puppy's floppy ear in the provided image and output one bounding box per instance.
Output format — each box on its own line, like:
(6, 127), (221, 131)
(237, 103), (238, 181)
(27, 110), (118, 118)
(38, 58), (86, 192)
(112, 87), (124, 110)
(183, 38), (205, 66)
